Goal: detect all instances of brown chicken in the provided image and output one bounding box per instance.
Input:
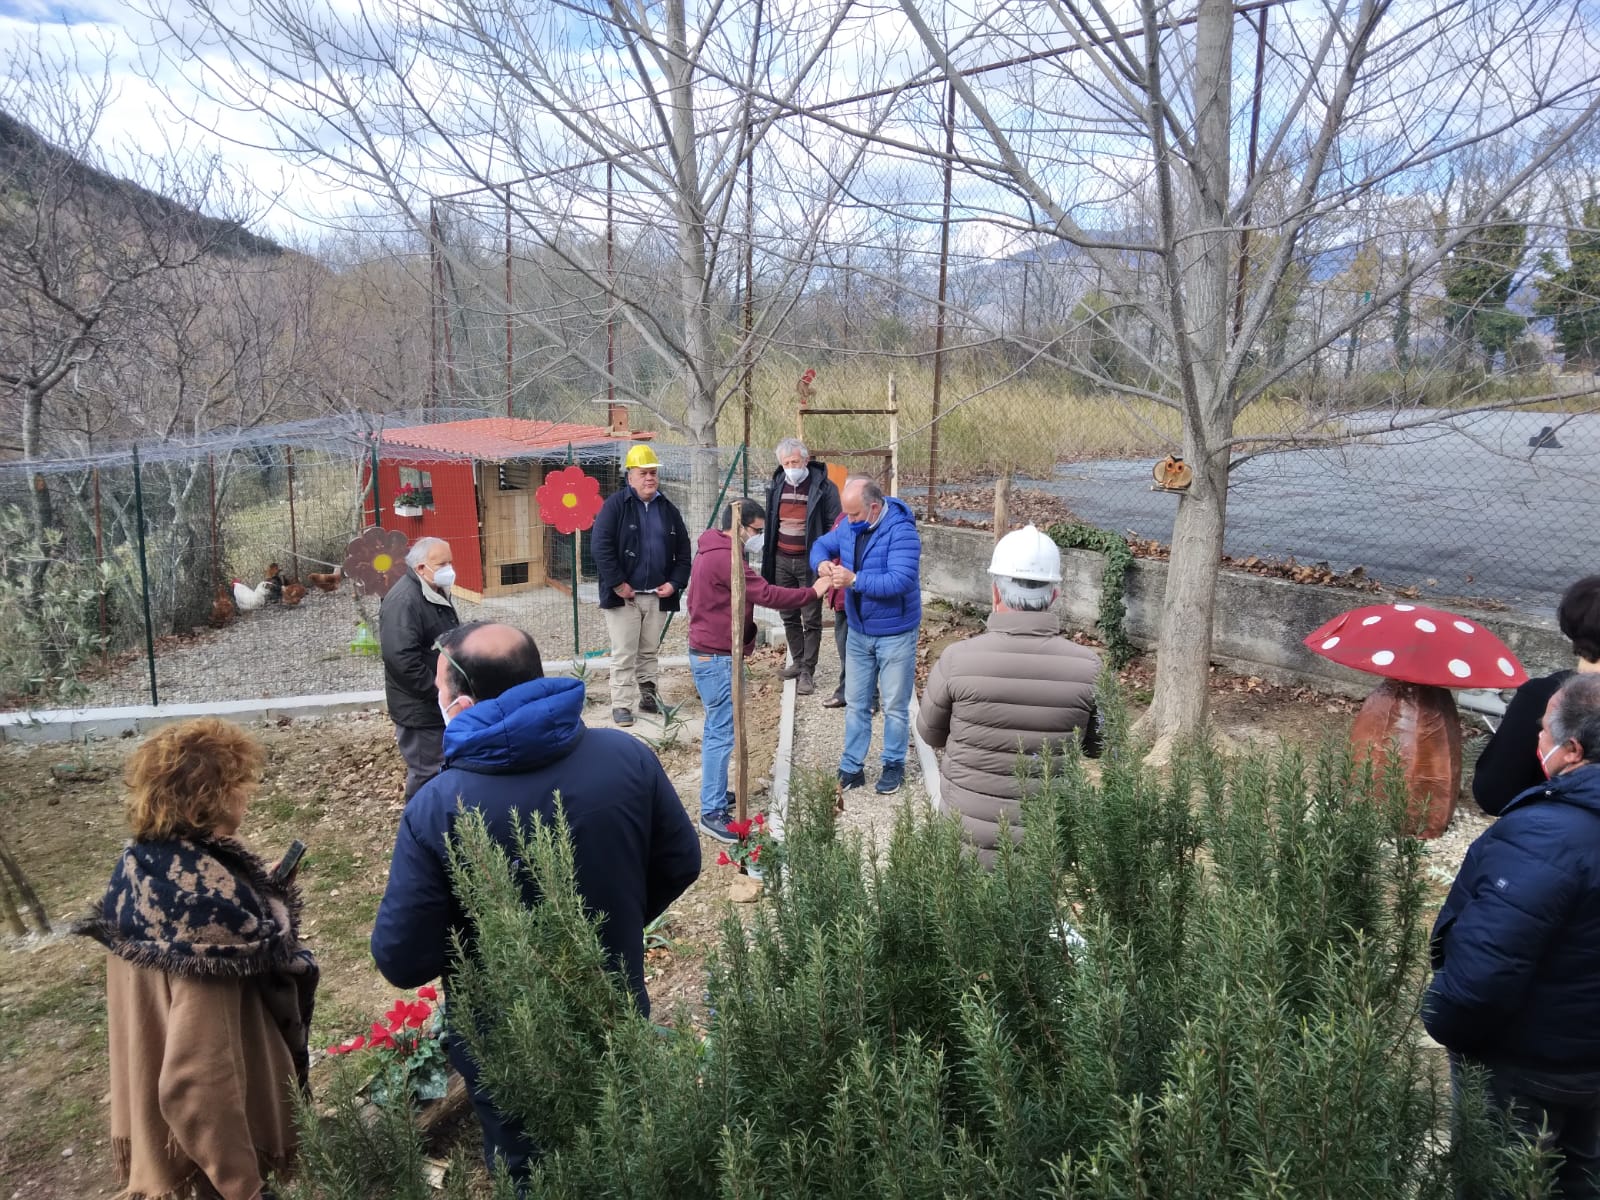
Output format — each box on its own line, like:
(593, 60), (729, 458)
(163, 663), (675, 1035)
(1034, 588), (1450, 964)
(306, 566), (343, 592)
(282, 583), (308, 607)
(209, 590), (237, 627)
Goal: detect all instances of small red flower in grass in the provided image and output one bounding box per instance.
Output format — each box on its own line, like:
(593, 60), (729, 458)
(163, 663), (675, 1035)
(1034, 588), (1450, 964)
(368, 1021), (396, 1051)
(417, 985), (438, 1002)
(727, 818), (753, 839)
(716, 851), (732, 866)
(752, 813), (765, 827)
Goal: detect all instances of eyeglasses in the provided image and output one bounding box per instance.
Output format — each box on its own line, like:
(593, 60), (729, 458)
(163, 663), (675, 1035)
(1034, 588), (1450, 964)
(432, 638), (475, 698)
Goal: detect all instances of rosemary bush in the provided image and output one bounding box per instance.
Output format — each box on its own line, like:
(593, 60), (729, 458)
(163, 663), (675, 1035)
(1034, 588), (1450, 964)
(288, 693), (1540, 1198)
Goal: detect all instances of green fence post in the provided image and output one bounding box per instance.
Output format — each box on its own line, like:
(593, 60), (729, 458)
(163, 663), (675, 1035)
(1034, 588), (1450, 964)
(131, 445), (159, 707)
(370, 438), (383, 529)
(568, 443), (580, 659)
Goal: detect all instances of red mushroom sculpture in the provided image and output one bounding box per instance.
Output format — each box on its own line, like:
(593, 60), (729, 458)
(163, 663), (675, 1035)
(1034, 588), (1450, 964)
(1304, 602), (1528, 838)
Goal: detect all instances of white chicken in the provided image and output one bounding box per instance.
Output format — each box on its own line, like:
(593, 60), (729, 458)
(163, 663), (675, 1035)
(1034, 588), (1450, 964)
(231, 579), (275, 612)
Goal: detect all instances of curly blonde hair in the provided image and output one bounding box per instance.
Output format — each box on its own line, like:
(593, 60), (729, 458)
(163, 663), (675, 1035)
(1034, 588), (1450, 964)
(124, 718), (266, 841)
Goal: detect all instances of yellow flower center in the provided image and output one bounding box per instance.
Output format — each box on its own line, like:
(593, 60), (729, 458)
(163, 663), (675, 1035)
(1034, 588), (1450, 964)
(562, 493), (578, 508)
(373, 552), (393, 573)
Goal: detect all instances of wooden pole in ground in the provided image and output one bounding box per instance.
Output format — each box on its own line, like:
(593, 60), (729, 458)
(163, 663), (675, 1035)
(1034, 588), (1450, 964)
(0, 834), (49, 933)
(994, 469), (1012, 543)
(286, 447), (300, 581)
(730, 505), (748, 823)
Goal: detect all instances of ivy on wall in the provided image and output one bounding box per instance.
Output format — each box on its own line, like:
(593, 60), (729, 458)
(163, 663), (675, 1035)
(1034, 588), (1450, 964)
(1046, 521), (1135, 667)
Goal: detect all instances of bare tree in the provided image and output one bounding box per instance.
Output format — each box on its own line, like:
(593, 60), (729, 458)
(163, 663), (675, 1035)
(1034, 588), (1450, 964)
(877, 0), (1600, 748)
(145, 0), (886, 521)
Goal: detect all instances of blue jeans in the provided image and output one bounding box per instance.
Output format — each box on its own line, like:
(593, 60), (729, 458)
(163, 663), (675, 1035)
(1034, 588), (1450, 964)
(691, 653), (734, 818)
(842, 627), (916, 774)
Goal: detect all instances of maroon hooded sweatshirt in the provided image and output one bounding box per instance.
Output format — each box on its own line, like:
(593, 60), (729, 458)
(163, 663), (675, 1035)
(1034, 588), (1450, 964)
(687, 527), (816, 655)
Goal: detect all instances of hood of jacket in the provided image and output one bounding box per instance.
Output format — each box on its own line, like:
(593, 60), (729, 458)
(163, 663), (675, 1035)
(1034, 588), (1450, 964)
(874, 495), (916, 534)
(1502, 760), (1600, 818)
(442, 675), (587, 774)
(697, 525), (731, 558)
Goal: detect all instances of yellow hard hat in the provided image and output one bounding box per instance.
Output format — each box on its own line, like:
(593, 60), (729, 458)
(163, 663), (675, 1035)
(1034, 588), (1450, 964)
(624, 444), (661, 470)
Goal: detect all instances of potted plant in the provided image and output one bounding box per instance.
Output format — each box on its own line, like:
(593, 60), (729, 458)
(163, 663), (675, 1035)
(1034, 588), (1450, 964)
(393, 484), (424, 517)
(715, 812), (776, 881)
(325, 986), (450, 1107)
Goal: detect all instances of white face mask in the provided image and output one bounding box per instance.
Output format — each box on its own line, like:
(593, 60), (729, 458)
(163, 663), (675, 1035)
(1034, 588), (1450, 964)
(431, 564), (456, 590)
(440, 694), (465, 725)
(745, 532), (764, 558)
(1540, 740), (1567, 778)
(783, 466), (807, 486)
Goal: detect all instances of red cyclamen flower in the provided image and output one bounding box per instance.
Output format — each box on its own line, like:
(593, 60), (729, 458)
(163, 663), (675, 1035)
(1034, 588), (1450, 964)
(752, 813), (765, 827)
(368, 1021), (396, 1050)
(716, 851), (733, 866)
(727, 819), (753, 839)
(417, 985), (439, 1002)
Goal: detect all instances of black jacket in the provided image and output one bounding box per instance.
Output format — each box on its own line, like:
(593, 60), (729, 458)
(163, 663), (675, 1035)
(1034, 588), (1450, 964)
(760, 461), (841, 584)
(591, 486), (692, 612)
(1472, 671), (1573, 816)
(379, 571), (460, 729)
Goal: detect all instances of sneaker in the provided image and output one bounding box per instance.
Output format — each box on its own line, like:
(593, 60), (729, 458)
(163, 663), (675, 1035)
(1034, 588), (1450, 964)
(782, 663), (803, 680)
(612, 707), (634, 727)
(638, 683), (660, 714)
(821, 692), (846, 709)
(700, 810), (737, 843)
(796, 670), (815, 696)
(839, 768), (867, 790)
(875, 763), (905, 795)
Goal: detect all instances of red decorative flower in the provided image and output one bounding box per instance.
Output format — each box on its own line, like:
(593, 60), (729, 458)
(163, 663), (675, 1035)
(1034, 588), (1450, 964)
(727, 818), (753, 839)
(535, 465), (605, 535)
(716, 851), (732, 866)
(752, 813), (765, 828)
(342, 526), (412, 599)
(417, 985), (438, 1002)
(368, 1021), (396, 1051)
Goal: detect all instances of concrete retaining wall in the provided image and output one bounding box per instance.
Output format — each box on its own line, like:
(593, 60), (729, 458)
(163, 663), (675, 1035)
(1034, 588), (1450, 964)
(920, 524), (1570, 698)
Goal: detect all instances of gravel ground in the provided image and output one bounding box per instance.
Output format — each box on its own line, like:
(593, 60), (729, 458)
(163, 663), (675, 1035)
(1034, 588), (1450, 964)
(55, 587), (690, 711)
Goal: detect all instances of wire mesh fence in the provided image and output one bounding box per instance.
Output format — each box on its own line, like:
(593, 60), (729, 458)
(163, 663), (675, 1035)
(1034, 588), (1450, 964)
(0, 410), (746, 712)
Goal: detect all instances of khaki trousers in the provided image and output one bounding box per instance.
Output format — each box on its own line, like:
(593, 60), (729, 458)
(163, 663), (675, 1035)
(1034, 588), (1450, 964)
(604, 593), (669, 709)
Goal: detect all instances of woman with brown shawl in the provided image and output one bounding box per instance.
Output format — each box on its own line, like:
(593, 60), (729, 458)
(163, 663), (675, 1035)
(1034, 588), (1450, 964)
(75, 718), (318, 1200)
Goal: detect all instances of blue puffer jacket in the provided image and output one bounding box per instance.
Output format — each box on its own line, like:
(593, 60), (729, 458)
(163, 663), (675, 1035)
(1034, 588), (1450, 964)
(370, 676), (701, 1014)
(809, 496), (922, 637)
(1424, 762), (1600, 1070)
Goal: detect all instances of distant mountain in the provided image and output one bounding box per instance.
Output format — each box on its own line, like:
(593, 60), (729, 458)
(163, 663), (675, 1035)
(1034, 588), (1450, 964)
(0, 108), (283, 259)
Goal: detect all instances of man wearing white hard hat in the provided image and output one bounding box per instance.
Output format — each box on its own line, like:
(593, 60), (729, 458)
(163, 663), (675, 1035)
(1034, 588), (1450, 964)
(592, 444), (692, 727)
(916, 524), (1101, 867)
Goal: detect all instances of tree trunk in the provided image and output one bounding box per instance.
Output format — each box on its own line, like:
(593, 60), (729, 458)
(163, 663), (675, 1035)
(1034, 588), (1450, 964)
(1142, 0), (1234, 753)
(21, 385), (58, 604)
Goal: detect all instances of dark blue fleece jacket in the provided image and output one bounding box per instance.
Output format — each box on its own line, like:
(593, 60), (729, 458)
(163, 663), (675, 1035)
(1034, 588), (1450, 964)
(808, 496), (922, 637)
(370, 676), (701, 1014)
(1425, 762), (1600, 1070)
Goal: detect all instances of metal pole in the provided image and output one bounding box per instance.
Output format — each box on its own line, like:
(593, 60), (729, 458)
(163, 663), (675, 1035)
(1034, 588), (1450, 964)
(207, 454), (218, 599)
(286, 447), (300, 581)
(131, 446), (159, 706)
(606, 164), (616, 408)
(730, 505), (748, 823)
(568, 443), (580, 658)
(370, 439), (383, 529)
(927, 78), (957, 523)
(505, 184), (514, 418)
(93, 468), (106, 652)
(429, 200), (440, 407)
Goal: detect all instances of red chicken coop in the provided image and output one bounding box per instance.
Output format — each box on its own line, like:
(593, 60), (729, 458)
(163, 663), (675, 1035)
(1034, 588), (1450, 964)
(362, 416), (648, 602)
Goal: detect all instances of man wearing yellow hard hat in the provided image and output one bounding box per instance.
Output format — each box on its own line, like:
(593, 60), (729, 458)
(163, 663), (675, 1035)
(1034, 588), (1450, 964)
(591, 444), (693, 726)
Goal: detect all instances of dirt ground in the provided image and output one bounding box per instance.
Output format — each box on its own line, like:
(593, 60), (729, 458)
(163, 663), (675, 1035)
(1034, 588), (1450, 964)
(0, 639), (1485, 1198)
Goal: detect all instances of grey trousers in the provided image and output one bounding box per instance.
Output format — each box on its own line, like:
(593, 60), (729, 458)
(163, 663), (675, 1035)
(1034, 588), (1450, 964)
(775, 553), (823, 673)
(395, 723), (445, 800)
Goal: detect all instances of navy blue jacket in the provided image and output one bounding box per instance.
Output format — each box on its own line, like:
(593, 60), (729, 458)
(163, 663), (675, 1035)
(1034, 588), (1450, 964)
(1425, 762), (1600, 1070)
(370, 676), (701, 1014)
(808, 496), (922, 637)
(591, 486), (692, 612)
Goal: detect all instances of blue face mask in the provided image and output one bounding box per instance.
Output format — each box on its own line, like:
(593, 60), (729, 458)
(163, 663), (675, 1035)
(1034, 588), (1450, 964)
(848, 505), (878, 535)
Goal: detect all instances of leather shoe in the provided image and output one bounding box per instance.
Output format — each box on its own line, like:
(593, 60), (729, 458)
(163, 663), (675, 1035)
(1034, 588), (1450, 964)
(612, 707), (634, 727)
(638, 684), (660, 714)
(796, 670), (815, 696)
(821, 692), (846, 708)
(782, 663), (803, 680)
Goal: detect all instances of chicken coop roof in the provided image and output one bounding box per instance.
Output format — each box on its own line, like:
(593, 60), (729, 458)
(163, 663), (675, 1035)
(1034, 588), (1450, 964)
(378, 417), (647, 462)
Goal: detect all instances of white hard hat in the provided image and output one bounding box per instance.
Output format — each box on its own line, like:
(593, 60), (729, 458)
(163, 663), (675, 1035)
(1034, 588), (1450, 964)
(988, 524), (1062, 583)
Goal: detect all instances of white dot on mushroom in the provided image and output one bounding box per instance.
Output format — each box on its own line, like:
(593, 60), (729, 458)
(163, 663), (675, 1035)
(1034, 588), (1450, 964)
(1321, 636), (1340, 650)
(1362, 616), (1382, 626)
(1394, 604), (1416, 612)
(1498, 658), (1515, 676)
(1414, 618), (1436, 633)
(1372, 650), (1396, 666)
(1453, 621), (1475, 634)
(1448, 659), (1471, 678)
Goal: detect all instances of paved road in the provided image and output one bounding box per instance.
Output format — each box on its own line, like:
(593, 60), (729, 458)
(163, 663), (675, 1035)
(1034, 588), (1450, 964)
(951, 410), (1598, 620)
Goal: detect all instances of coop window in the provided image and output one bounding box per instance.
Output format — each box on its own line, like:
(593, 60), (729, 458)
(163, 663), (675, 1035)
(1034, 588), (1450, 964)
(398, 467), (434, 508)
(500, 561), (530, 586)
(498, 462), (531, 490)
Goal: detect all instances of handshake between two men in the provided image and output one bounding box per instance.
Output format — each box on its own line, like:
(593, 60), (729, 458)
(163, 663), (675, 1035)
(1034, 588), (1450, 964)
(814, 560), (855, 591)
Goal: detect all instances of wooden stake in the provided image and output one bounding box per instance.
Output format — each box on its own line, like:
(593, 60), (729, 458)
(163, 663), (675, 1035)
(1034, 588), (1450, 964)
(730, 515), (748, 823)
(993, 469), (1012, 543)
(0, 834), (48, 934)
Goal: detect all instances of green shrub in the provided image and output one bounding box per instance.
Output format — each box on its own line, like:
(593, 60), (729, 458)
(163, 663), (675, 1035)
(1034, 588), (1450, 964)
(287, 702), (1545, 1198)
